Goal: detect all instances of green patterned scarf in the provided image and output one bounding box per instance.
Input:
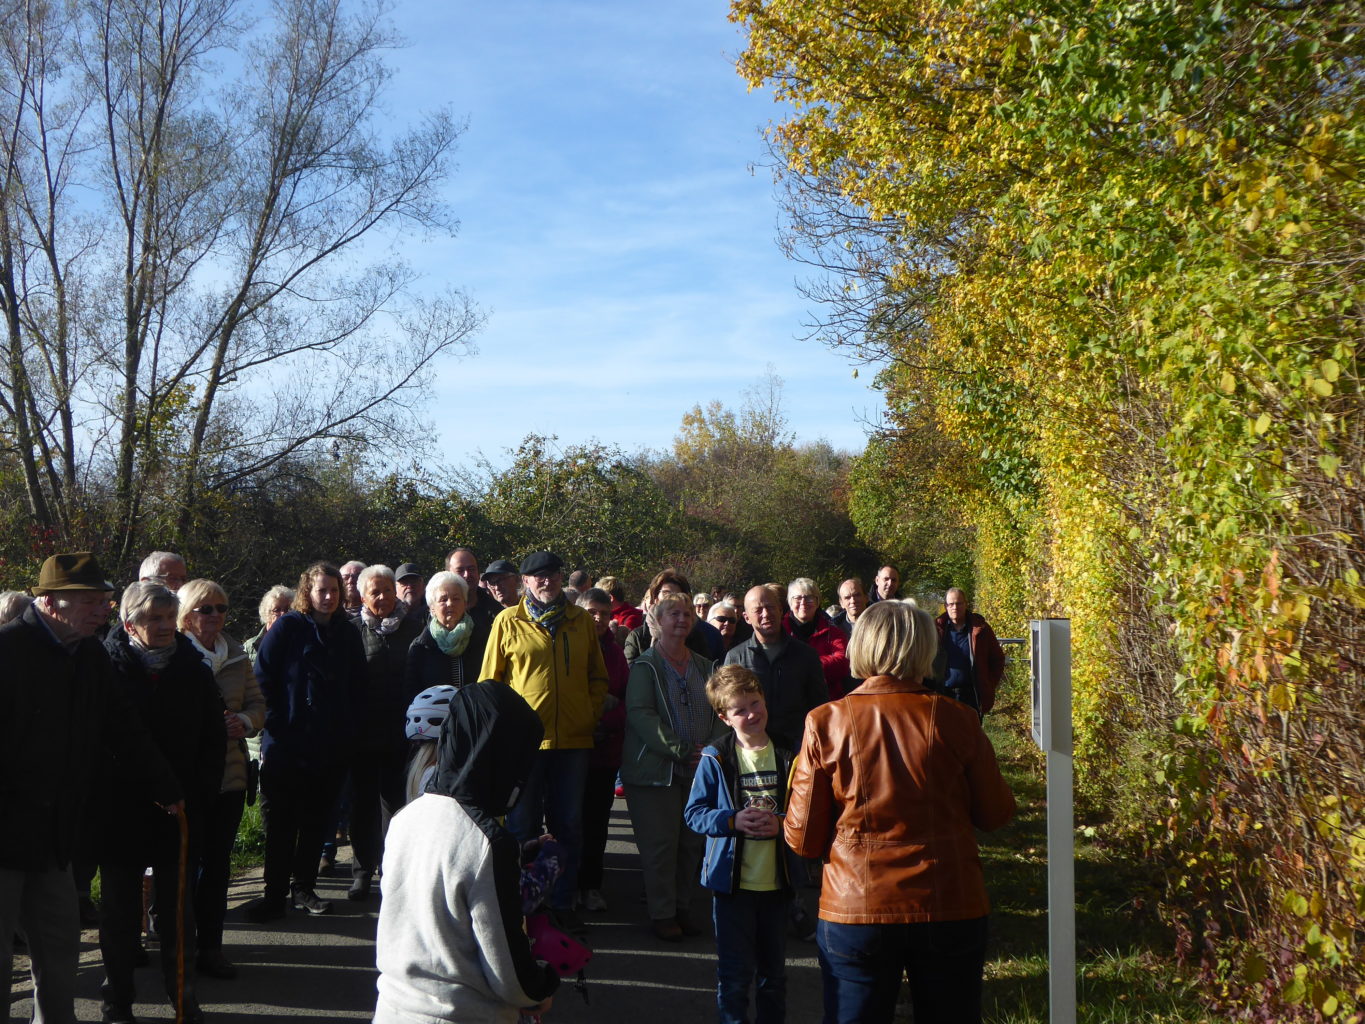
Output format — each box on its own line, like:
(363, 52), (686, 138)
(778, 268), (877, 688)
(430, 615), (474, 656)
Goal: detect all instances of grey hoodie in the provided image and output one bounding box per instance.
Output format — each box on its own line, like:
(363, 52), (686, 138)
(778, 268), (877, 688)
(375, 682), (558, 1023)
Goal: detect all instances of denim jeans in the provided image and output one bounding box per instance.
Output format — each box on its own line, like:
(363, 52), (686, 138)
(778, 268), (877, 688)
(816, 916), (989, 1024)
(714, 888), (788, 1024)
(506, 748), (589, 910)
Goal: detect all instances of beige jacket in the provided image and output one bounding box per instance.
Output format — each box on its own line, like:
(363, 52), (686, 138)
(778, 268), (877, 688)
(209, 634), (266, 792)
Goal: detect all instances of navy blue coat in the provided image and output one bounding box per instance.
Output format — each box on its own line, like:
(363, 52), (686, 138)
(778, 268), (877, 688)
(255, 610), (366, 775)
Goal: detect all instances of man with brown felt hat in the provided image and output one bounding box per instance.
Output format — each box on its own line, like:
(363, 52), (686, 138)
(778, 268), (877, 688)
(0, 552), (183, 1024)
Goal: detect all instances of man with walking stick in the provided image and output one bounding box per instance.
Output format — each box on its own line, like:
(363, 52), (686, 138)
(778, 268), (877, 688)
(0, 553), (183, 1024)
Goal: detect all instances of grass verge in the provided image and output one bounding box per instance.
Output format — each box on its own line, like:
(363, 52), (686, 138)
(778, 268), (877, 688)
(981, 674), (1223, 1023)
(230, 800), (266, 875)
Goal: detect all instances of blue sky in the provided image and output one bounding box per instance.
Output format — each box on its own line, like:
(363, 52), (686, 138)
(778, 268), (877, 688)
(383, 0), (882, 470)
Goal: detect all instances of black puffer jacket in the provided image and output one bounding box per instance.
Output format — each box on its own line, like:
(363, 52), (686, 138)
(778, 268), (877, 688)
(356, 611), (424, 752)
(0, 606), (182, 870)
(103, 632), (227, 826)
(406, 615), (491, 694)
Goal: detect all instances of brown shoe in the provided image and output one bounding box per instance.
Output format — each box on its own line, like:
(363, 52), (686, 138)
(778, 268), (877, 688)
(651, 917), (684, 942)
(675, 910), (704, 937)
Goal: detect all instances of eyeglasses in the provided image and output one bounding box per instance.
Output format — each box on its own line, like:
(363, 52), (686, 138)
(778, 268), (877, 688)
(192, 604), (228, 615)
(712, 616), (736, 624)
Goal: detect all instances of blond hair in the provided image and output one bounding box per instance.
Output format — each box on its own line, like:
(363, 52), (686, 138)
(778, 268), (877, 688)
(706, 663), (764, 715)
(177, 579), (228, 631)
(848, 600), (937, 682)
(646, 591), (694, 630)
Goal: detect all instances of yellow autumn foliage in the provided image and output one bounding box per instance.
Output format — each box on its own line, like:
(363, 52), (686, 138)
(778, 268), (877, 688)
(734, 0), (1365, 1017)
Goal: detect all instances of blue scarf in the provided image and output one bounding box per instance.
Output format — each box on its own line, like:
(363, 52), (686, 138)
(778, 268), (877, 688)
(525, 593), (568, 638)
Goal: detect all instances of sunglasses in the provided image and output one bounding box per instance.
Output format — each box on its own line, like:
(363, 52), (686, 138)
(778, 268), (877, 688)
(192, 604), (229, 615)
(712, 616), (736, 624)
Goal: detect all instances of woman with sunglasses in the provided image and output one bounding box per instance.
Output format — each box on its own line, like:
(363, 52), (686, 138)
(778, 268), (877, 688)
(177, 578), (265, 980)
(707, 601), (743, 652)
(621, 592), (725, 941)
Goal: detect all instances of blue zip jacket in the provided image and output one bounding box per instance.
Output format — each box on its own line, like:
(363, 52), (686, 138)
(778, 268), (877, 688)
(684, 731), (796, 895)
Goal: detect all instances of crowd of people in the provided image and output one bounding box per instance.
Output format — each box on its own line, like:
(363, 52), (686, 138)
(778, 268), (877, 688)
(1, 545), (1015, 1024)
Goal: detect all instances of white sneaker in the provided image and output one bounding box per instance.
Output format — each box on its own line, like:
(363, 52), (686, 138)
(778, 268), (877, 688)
(580, 888), (607, 912)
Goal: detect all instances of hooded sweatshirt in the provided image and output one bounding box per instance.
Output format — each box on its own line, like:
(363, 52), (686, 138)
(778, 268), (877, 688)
(374, 682), (558, 1024)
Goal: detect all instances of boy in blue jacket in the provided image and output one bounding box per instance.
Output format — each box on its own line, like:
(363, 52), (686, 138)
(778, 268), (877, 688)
(684, 664), (795, 1024)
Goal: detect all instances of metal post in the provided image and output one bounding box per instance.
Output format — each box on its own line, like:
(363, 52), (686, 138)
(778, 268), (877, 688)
(1046, 748), (1076, 1024)
(1030, 619), (1076, 1024)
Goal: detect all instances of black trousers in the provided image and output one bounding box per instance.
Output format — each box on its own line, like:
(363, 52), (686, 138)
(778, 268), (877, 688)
(99, 811), (199, 1009)
(578, 763), (618, 891)
(193, 789), (246, 951)
(347, 746), (408, 878)
(260, 757), (345, 902)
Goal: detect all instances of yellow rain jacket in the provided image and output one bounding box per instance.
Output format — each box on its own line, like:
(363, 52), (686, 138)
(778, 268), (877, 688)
(479, 601), (608, 750)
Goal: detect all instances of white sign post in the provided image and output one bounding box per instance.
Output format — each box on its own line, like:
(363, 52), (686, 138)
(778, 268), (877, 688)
(1030, 618), (1076, 1024)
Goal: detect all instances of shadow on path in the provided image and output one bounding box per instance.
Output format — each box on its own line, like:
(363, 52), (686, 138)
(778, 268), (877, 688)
(11, 799), (825, 1022)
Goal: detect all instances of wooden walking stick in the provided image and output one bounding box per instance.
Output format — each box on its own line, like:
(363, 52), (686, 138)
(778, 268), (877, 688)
(175, 807), (189, 1024)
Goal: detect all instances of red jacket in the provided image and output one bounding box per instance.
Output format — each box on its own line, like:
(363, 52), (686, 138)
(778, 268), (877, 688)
(933, 612), (1006, 714)
(610, 599), (643, 631)
(783, 610), (850, 699)
(590, 630), (630, 769)
(785, 675), (1015, 923)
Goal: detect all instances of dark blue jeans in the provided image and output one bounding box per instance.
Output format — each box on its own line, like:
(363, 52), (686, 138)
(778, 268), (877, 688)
(816, 916), (989, 1024)
(713, 888), (788, 1024)
(506, 748), (588, 910)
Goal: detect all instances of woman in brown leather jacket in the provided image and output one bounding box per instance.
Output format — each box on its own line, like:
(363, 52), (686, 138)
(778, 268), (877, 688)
(784, 600), (1016, 1024)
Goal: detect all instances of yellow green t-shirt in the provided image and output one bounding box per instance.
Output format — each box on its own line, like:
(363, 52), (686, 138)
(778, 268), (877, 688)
(736, 742), (781, 892)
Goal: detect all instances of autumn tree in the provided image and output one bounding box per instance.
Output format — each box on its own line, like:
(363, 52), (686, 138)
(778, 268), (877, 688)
(653, 374), (875, 594)
(732, 0), (1365, 1016)
(465, 435), (682, 581)
(0, 0), (478, 562)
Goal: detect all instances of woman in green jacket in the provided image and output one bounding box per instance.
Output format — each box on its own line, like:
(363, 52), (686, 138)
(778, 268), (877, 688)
(621, 592), (725, 941)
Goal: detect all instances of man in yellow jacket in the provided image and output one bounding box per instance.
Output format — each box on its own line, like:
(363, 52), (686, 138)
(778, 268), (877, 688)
(480, 551), (607, 936)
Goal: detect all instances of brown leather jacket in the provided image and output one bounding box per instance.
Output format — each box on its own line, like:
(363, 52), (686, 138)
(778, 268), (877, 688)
(784, 675), (1015, 923)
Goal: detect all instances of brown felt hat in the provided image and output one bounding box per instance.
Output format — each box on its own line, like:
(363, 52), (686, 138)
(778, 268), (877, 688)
(31, 552), (115, 595)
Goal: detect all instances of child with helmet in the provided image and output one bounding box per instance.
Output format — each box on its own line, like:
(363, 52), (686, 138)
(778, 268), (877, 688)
(403, 685), (457, 803)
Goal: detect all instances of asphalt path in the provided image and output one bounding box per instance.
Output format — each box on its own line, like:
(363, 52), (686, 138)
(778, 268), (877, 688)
(10, 798), (829, 1022)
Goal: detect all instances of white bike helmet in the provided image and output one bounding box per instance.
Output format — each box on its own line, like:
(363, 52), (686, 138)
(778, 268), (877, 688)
(405, 685), (457, 741)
